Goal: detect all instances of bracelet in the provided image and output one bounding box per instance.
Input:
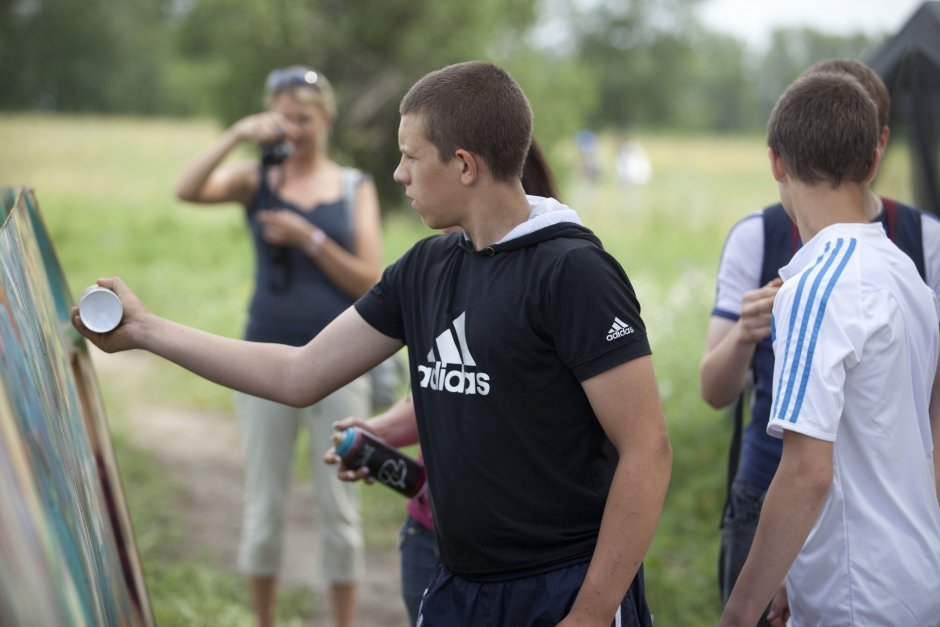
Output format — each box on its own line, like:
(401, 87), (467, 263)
(307, 228), (327, 256)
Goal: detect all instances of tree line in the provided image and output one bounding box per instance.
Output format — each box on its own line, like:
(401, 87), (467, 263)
(0, 0), (881, 204)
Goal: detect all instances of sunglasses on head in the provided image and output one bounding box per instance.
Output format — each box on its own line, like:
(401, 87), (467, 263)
(265, 67), (323, 94)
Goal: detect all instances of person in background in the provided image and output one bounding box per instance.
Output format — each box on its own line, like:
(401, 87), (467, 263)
(719, 69), (940, 627)
(331, 395), (426, 625)
(520, 138), (560, 200)
(574, 129), (600, 182)
(699, 58), (940, 626)
(75, 60), (671, 626)
(328, 137), (562, 626)
(174, 65), (383, 627)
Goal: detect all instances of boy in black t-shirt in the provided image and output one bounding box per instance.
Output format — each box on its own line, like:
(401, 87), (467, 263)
(73, 61), (672, 627)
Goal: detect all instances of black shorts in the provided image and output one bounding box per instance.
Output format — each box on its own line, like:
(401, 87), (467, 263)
(417, 560), (651, 627)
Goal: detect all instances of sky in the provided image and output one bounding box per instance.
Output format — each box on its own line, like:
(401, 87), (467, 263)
(698, 0), (927, 50)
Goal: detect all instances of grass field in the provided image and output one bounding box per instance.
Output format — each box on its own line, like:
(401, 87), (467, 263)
(0, 113), (914, 625)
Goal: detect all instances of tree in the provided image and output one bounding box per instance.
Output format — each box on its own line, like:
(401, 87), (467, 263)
(754, 28), (880, 122)
(567, 0), (706, 130)
(0, 0), (173, 113)
(677, 32), (760, 132)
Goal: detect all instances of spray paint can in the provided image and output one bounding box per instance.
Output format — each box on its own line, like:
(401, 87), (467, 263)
(78, 285), (123, 333)
(332, 427), (426, 498)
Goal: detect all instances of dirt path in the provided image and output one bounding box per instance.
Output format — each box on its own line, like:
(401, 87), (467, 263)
(96, 350), (408, 626)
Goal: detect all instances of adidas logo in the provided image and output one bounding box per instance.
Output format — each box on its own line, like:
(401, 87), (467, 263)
(417, 312), (491, 395)
(606, 316), (635, 342)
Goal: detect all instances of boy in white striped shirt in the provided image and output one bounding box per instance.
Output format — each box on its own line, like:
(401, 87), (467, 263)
(719, 71), (940, 627)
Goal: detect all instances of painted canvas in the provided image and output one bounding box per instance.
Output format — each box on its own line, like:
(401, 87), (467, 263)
(0, 187), (152, 626)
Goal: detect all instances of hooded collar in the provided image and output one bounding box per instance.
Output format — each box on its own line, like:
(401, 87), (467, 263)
(459, 196), (591, 256)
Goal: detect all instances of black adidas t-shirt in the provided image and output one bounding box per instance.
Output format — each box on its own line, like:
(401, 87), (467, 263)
(354, 223), (651, 581)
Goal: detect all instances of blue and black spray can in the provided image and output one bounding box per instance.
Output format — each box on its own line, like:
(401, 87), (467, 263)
(332, 427), (426, 498)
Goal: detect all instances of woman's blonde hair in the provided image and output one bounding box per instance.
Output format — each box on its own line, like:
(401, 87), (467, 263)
(263, 65), (336, 121)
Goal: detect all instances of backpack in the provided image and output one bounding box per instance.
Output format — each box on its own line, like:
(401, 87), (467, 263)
(341, 168), (408, 412)
(722, 199), (926, 511)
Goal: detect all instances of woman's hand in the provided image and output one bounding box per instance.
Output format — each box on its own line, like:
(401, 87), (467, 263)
(231, 111), (292, 145)
(257, 209), (320, 248)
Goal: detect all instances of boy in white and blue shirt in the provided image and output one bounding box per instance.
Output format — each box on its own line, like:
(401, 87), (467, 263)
(720, 70), (940, 627)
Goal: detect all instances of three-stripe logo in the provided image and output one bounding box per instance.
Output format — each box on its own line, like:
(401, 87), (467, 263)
(771, 237), (856, 424)
(417, 312), (491, 395)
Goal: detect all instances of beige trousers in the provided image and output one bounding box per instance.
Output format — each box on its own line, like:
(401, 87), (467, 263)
(235, 376), (368, 582)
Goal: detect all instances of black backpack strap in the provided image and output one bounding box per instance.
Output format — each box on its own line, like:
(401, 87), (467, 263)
(723, 392), (745, 520)
(881, 198), (926, 280)
(760, 203), (799, 286)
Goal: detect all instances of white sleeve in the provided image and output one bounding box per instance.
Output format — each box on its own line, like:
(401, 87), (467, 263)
(768, 242), (861, 442)
(712, 212), (764, 319)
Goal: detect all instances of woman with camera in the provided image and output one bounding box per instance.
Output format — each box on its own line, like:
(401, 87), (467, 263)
(175, 65), (382, 627)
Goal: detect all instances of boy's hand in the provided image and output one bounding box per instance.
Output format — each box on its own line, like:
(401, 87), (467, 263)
(767, 583), (790, 627)
(71, 277), (148, 353)
(739, 277), (783, 343)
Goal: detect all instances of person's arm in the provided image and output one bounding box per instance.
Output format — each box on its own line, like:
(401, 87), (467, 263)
(71, 277), (403, 408)
(324, 394), (420, 482)
(766, 582), (791, 627)
(718, 431), (832, 627)
(557, 355), (672, 626)
(930, 352), (940, 504)
(700, 278), (782, 408)
(340, 394), (418, 447)
(255, 176), (383, 298)
(174, 111), (288, 205)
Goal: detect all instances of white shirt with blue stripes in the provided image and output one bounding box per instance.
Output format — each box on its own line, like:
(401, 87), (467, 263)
(768, 221), (940, 626)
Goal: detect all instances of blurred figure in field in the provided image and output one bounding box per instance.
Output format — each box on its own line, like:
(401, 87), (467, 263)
(614, 139), (652, 186)
(175, 65), (382, 627)
(574, 129), (600, 182)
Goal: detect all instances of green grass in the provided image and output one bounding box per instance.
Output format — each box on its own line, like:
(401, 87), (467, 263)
(0, 114), (915, 625)
(113, 428), (314, 626)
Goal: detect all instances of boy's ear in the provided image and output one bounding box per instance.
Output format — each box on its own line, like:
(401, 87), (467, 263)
(769, 147), (788, 183)
(865, 146), (884, 185)
(878, 125), (891, 155)
(454, 148), (479, 185)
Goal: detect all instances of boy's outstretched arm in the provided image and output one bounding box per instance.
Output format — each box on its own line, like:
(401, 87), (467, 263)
(72, 277), (404, 408)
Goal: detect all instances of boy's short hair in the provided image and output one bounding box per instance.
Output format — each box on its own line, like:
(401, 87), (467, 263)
(767, 72), (879, 187)
(804, 58), (890, 129)
(400, 61), (532, 181)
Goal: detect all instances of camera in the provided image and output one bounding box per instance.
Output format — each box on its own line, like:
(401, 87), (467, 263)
(260, 140), (293, 166)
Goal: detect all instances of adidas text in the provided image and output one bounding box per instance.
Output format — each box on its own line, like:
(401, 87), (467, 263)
(417, 363), (491, 395)
(607, 328), (634, 341)
(607, 317), (635, 341)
